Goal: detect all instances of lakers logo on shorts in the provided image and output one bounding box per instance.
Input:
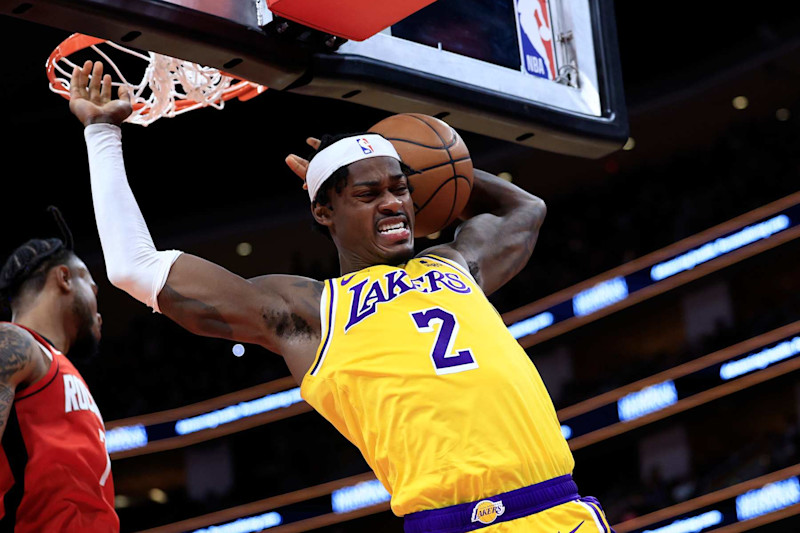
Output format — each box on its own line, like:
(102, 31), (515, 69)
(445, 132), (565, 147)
(470, 499), (505, 525)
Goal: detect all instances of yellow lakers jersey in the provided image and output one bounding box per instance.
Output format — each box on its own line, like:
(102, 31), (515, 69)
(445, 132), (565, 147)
(300, 255), (574, 516)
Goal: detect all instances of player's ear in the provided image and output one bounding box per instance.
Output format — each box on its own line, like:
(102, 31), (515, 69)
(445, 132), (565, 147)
(53, 264), (73, 293)
(312, 203), (334, 228)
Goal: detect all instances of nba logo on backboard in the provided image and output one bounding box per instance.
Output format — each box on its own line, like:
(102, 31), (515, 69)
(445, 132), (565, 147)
(356, 138), (374, 154)
(516, 0), (556, 80)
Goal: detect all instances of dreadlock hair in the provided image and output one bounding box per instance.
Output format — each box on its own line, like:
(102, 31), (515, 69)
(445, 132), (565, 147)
(0, 206), (77, 311)
(309, 133), (417, 240)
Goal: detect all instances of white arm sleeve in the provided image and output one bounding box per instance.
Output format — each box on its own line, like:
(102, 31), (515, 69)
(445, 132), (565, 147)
(84, 123), (182, 313)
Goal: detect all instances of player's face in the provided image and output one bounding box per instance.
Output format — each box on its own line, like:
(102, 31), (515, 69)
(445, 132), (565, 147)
(329, 157), (415, 267)
(68, 258), (102, 360)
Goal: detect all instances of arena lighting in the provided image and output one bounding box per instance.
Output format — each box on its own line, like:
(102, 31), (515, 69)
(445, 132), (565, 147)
(143, 473), (385, 532)
(105, 424), (148, 454)
(573, 276), (629, 317)
(507, 312), (554, 339)
(732, 96), (749, 110)
(735, 477), (800, 521)
(617, 381), (677, 422)
(175, 388), (303, 435)
(560, 323), (800, 447)
(137, 464), (800, 533)
(148, 488), (168, 504)
(114, 495), (131, 509)
(649, 215), (790, 281)
(617, 466), (800, 533)
(105, 383), (307, 458)
(720, 336), (800, 380)
(192, 512), (282, 533)
(505, 197), (800, 345)
(641, 510), (723, 533)
(332, 480), (391, 514)
(104, 323), (800, 460)
(236, 242), (253, 257)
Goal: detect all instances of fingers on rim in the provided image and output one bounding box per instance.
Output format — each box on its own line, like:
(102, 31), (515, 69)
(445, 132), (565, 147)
(117, 84), (131, 101)
(100, 74), (113, 101)
(88, 62), (104, 98)
(81, 60), (93, 75)
(69, 66), (81, 94)
(70, 64), (89, 97)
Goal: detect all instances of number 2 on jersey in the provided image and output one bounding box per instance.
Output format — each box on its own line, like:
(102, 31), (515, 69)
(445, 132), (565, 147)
(410, 307), (478, 375)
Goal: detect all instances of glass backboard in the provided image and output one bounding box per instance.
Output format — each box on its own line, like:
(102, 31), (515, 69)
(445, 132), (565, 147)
(1, 0), (627, 157)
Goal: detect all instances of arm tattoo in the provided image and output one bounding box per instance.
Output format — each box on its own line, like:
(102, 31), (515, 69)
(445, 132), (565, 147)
(0, 327), (33, 382)
(0, 384), (14, 433)
(291, 279), (324, 318)
(161, 284), (234, 337)
(0, 326), (31, 434)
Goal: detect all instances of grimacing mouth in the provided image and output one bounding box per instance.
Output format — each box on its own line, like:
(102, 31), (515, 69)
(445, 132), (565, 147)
(376, 216), (410, 236)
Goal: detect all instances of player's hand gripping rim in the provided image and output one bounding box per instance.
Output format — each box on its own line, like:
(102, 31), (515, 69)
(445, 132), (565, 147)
(69, 60), (133, 127)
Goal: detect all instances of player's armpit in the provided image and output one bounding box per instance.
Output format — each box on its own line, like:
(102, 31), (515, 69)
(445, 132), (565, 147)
(156, 254), (323, 357)
(0, 324), (38, 440)
(247, 274), (324, 332)
(423, 169), (546, 296)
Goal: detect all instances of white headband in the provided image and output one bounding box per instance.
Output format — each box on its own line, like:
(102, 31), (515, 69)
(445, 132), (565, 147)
(305, 134), (401, 202)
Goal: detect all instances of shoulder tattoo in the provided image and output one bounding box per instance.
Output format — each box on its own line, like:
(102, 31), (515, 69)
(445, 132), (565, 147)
(161, 284), (234, 337)
(0, 325), (34, 382)
(291, 279), (324, 318)
(0, 383), (14, 433)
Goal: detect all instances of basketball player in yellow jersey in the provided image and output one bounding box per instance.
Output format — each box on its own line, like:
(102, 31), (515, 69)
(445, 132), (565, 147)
(70, 60), (614, 532)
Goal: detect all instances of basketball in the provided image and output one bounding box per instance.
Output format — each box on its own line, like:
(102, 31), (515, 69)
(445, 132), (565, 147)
(369, 113), (473, 237)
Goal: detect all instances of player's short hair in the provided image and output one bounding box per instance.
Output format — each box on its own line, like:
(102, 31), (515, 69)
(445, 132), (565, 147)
(309, 133), (416, 239)
(0, 239), (77, 309)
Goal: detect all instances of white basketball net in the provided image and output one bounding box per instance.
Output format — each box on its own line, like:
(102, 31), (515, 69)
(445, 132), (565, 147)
(50, 39), (264, 126)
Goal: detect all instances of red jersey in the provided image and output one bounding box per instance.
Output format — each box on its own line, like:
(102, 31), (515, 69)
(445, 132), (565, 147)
(0, 324), (119, 532)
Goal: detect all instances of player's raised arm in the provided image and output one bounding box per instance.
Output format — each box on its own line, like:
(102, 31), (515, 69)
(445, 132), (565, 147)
(70, 61), (322, 378)
(0, 324), (39, 441)
(424, 169), (546, 296)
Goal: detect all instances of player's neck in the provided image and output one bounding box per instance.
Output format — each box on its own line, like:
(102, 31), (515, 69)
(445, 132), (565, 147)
(338, 254), (367, 276)
(337, 251), (391, 276)
(13, 305), (71, 354)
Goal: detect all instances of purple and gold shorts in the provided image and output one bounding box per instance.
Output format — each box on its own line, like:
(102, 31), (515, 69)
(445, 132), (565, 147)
(403, 475), (614, 533)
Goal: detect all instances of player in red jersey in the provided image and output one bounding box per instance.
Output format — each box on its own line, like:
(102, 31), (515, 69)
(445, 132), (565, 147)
(0, 214), (119, 532)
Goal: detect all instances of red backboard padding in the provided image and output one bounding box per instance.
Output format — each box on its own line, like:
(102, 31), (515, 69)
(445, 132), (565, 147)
(267, 0), (437, 41)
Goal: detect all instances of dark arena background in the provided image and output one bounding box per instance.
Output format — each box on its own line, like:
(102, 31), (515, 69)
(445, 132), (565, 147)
(2, 1), (800, 532)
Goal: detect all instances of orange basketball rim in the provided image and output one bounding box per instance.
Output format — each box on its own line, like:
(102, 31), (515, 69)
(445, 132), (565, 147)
(47, 33), (266, 125)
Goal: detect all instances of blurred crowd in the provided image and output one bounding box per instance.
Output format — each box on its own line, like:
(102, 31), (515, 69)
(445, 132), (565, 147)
(601, 395), (800, 524)
(491, 111), (800, 312)
(557, 284), (800, 409)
